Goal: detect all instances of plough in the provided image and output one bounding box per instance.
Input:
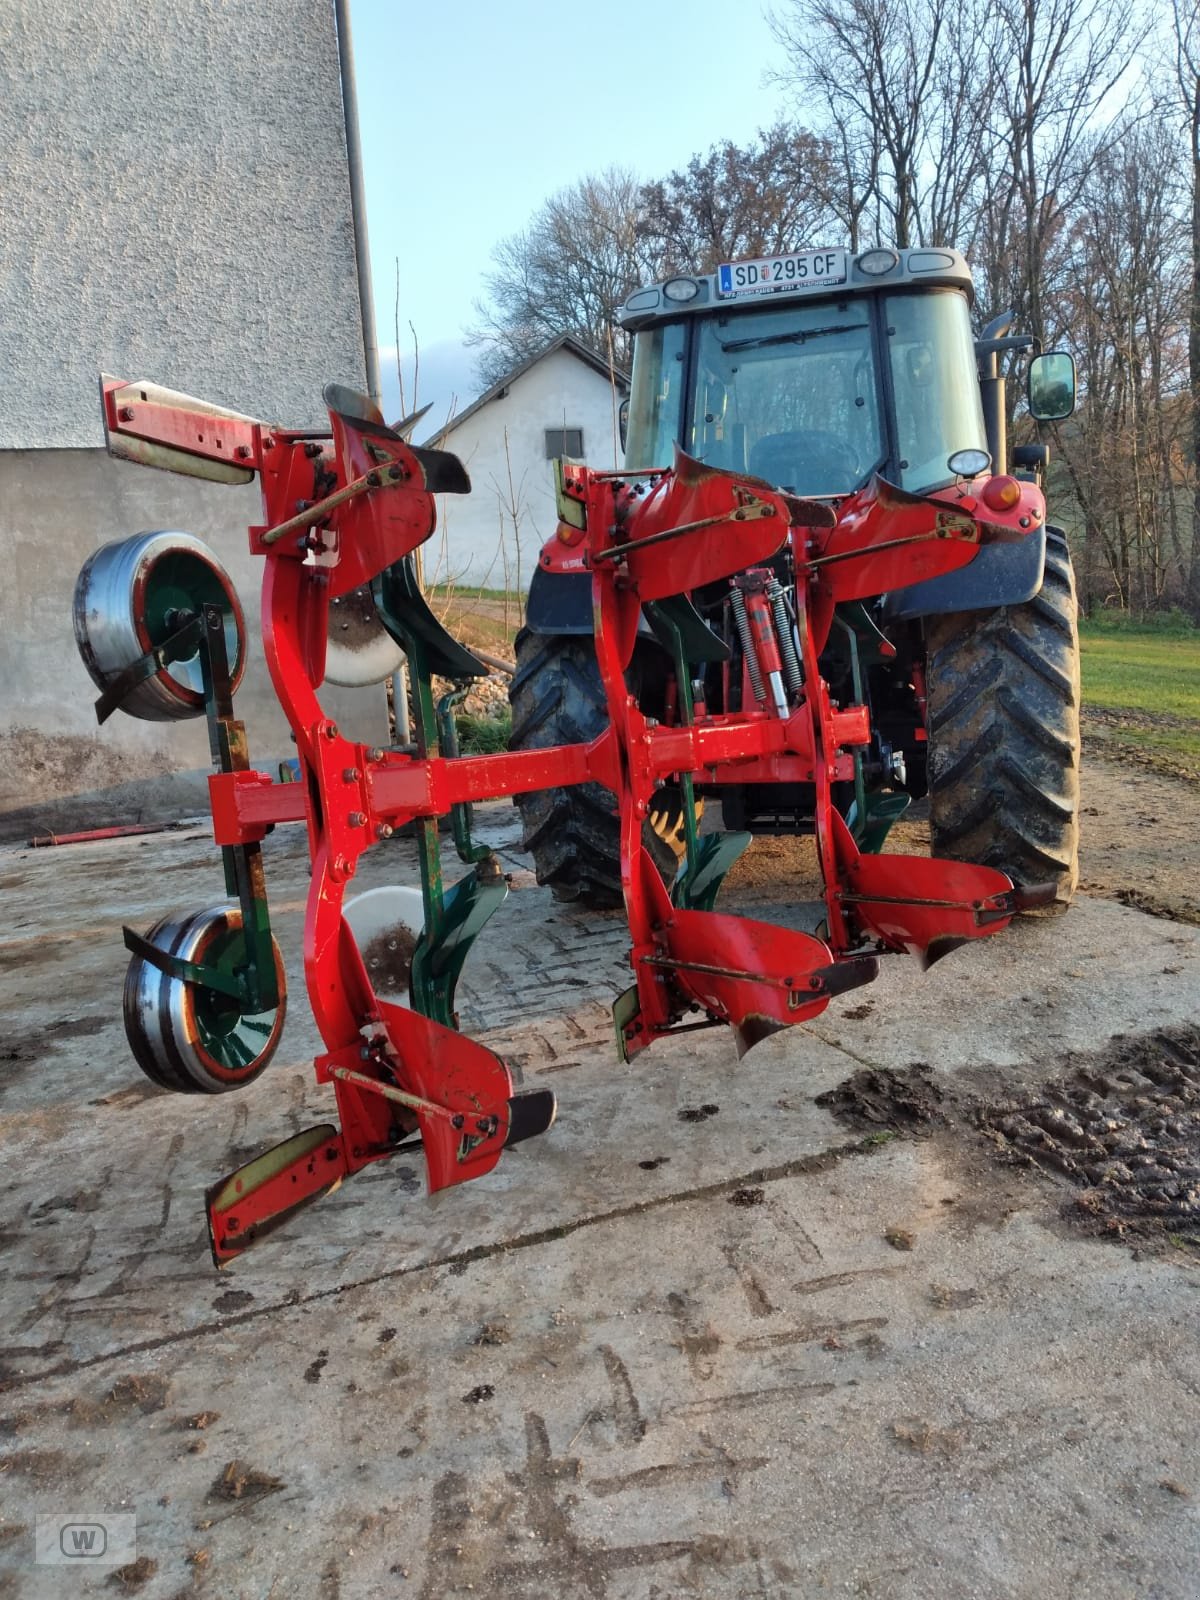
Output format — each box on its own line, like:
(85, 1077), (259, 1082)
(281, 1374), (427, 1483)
(73, 375), (1049, 1265)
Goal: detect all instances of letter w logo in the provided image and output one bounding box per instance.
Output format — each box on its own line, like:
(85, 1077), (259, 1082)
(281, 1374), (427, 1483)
(60, 1523), (107, 1557)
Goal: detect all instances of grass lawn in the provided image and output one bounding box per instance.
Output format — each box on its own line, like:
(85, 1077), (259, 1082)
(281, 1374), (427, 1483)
(1080, 617), (1200, 774)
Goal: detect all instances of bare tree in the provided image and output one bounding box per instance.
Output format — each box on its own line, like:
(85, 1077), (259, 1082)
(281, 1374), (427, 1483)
(467, 168), (649, 385)
(770, 0), (992, 248)
(636, 124), (837, 273)
(1172, 0), (1200, 608)
(1053, 115), (1190, 610)
(974, 0), (1146, 348)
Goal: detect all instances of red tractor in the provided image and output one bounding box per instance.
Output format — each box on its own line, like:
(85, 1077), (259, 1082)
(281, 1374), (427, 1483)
(72, 251), (1072, 1260)
(510, 246), (1080, 913)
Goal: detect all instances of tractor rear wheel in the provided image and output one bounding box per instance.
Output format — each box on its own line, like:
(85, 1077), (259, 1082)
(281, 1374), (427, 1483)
(509, 629), (682, 907)
(924, 526), (1080, 911)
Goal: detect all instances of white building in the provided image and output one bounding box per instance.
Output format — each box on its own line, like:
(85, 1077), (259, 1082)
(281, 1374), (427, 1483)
(424, 336), (628, 591)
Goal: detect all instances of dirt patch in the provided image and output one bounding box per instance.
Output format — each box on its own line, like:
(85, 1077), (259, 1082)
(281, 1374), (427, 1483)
(0, 1374), (170, 1438)
(182, 1412), (220, 1431)
(716, 753), (1200, 931)
(1084, 707), (1200, 782)
(0, 1015), (108, 1095)
(980, 1026), (1200, 1250)
(472, 1323), (511, 1347)
(207, 1459), (285, 1504)
(1077, 755), (1200, 924)
(814, 1023), (1200, 1257)
(816, 1064), (944, 1133)
(678, 1103), (720, 1123)
(1108, 886), (1200, 927)
(361, 924), (418, 996)
(891, 1418), (965, 1455)
(106, 1555), (157, 1592)
(1, 1015), (106, 1064)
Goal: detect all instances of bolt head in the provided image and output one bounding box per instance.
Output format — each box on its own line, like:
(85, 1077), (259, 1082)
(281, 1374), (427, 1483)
(323, 721), (339, 740)
(376, 823), (394, 840)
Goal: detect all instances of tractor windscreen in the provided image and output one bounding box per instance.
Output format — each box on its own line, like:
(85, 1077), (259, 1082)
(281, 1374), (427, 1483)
(885, 290), (988, 493)
(688, 301), (883, 496)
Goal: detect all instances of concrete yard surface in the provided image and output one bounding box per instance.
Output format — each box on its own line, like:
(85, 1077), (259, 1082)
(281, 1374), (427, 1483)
(1, 808), (1199, 1598)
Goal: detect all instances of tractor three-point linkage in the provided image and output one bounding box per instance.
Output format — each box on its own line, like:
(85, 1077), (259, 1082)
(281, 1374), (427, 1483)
(73, 376), (1050, 1265)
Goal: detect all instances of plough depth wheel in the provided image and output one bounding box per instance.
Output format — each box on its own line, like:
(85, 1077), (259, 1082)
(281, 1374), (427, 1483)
(73, 531), (246, 720)
(123, 905), (286, 1093)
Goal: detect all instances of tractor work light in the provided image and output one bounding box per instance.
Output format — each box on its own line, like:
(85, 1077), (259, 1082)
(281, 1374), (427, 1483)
(662, 277), (700, 302)
(948, 447), (991, 478)
(856, 249), (899, 276)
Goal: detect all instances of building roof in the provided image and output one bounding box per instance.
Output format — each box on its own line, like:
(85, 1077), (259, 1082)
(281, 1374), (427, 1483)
(424, 334), (629, 445)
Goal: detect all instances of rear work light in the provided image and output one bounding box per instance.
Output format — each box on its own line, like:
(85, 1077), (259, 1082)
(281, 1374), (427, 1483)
(981, 475), (1022, 511)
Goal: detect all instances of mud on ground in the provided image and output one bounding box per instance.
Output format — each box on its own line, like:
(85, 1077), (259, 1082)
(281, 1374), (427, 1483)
(723, 744), (1200, 930)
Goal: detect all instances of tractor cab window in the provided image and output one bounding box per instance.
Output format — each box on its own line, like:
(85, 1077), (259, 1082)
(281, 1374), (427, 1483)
(624, 321), (687, 471)
(885, 290), (988, 493)
(689, 300), (883, 497)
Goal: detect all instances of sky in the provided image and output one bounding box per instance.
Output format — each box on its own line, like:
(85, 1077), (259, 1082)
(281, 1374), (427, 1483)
(348, 0), (793, 427)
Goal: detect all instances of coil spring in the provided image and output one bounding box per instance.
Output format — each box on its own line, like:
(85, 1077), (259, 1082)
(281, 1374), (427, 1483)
(766, 578), (803, 699)
(730, 587), (765, 703)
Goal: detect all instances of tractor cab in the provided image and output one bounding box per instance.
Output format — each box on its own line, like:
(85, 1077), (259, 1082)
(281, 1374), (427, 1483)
(512, 245), (1081, 919)
(618, 247), (1069, 496)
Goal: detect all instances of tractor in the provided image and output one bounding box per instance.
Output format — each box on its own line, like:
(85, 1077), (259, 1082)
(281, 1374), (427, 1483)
(509, 246), (1080, 911)
(74, 256), (1069, 1261)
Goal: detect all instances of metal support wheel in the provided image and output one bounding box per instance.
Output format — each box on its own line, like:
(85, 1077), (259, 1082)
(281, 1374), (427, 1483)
(73, 531), (246, 720)
(123, 905), (286, 1093)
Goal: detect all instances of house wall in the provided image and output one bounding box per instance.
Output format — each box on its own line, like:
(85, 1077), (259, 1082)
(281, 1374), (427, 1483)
(0, 450), (386, 842)
(0, 0), (377, 835)
(0, 0), (367, 446)
(428, 349), (624, 591)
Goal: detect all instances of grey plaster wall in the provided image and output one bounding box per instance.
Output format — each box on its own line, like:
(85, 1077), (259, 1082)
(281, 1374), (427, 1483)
(0, 449), (386, 841)
(0, 0), (367, 446)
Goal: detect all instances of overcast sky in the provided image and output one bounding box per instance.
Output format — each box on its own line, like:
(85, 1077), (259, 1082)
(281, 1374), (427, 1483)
(349, 0), (791, 424)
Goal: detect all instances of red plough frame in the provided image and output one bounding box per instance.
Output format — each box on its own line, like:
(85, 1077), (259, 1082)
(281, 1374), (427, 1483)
(99, 379), (1048, 1263)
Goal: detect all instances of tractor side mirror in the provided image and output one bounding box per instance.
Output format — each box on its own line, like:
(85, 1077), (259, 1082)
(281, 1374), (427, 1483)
(1028, 351), (1076, 421)
(618, 397), (629, 455)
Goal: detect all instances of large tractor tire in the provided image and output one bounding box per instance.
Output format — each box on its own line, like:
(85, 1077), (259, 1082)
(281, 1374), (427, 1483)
(509, 629), (682, 907)
(924, 526), (1080, 911)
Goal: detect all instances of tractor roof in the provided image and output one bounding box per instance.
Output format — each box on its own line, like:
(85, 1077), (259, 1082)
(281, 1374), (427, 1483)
(617, 247), (974, 333)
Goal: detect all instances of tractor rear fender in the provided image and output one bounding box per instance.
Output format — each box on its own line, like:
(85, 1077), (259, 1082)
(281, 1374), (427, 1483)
(525, 565), (595, 635)
(879, 522), (1048, 625)
(526, 564), (665, 641)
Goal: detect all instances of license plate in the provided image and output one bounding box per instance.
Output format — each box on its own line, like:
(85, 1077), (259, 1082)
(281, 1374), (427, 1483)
(717, 249), (848, 298)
